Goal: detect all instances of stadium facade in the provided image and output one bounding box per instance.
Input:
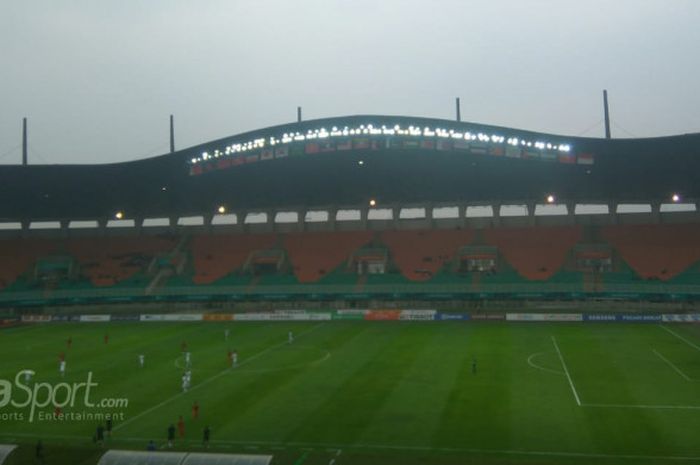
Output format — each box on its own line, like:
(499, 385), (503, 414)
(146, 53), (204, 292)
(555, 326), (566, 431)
(1, 115), (699, 308)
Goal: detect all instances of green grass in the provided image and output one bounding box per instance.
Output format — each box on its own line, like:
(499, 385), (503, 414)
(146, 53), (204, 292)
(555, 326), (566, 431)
(0, 321), (699, 465)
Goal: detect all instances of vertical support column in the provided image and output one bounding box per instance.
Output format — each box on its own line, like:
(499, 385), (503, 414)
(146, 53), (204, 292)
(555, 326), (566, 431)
(22, 117), (28, 166)
(297, 106), (302, 123)
(455, 97), (461, 122)
(650, 201), (662, 225)
(328, 207), (337, 232)
(566, 202), (576, 225)
(603, 90), (611, 139)
(458, 204), (467, 229)
(360, 206), (369, 231)
(608, 202), (618, 225)
(527, 201), (537, 227)
(298, 208), (307, 233)
(169, 114), (175, 153)
(492, 202), (501, 228)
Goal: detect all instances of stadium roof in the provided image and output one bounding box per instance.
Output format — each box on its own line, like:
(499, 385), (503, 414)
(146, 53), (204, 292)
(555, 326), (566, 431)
(1, 115), (699, 221)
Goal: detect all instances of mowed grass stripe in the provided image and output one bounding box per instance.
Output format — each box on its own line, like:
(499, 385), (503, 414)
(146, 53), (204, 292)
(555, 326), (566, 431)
(432, 323), (515, 450)
(115, 322), (325, 435)
(284, 323), (433, 444)
(558, 325), (684, 457)
(356, 323), (468, 448)
(214, 321), (375, 441)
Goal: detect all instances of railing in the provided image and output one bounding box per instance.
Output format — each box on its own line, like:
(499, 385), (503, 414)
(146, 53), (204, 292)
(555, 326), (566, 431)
(2, 280), (700, 305)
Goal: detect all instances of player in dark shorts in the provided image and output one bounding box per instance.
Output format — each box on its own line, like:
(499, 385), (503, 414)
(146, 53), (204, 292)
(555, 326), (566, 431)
(106, 415), (113, 437)
(95, 424), (105, 446)
(203, 425), (211, 447)
(167, 423), (175, 448)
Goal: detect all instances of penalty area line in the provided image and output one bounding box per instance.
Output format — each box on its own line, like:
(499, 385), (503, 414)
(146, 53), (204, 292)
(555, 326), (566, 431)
(660, 325), (700, 352)
(652, 348), (692, 381)
(113, 322), (326, 432)
(551, 336), (581, 406)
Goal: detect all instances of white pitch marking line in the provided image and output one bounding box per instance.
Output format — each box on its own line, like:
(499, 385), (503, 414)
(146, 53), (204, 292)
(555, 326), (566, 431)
(660, 325), (700, 352)
(551, 336), (581, 406)
(114, 322), (326, 432)
(527, 352), (565, 375)
(652, 348), (692, 381)
(583, 403), (700, 410)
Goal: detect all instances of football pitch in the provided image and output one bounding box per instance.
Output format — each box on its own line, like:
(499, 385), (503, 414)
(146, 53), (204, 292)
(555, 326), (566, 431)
(0, 321), (699, 465)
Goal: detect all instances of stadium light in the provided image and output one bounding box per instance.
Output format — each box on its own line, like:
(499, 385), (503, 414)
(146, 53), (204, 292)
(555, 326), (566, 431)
(358, 160), (364, 166)
(217, 205), (226, 214)
(672, 193), (681, 203)
(546, 194), (556, 204)
(114, 211), (124, 220)
(369, 199), (377, 207)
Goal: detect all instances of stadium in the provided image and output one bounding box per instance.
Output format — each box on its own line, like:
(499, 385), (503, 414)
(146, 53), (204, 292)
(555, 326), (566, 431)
(0, 110), (699, 465)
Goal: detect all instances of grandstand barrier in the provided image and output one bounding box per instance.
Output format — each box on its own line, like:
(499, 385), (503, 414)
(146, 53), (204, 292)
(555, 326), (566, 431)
(97, 450), (272, 465)
(437, 313), (470, 320)
(662, 314), (700, 322)
(506, 313), (583, 322)
(6, 312), (699, 326)
(140, 314), (204, 322)
(0, 445), (16, 465)
(79, 314), (111, 322)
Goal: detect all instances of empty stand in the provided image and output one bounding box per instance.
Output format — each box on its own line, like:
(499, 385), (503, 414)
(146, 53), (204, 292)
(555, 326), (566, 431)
(380, 230), (475, 281)
(483, 226), (582, 280)
(0, 239), (59, 289)
(284, 231), (373, 283)
(601, 223), (700, 280)
(191, 234), (277, 284)
(65, 236), (178, 287)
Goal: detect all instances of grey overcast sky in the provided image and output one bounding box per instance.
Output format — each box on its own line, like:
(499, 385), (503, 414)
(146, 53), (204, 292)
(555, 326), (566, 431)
(1, 0), (699, 164)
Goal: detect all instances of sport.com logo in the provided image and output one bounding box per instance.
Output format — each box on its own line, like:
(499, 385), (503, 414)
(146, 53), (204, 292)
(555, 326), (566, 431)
(0, 370), (128, 423)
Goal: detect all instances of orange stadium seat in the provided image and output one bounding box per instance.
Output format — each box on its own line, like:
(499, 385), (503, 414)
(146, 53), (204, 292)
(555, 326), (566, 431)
(65, 236), (177, 287)
(0, 239), (59, 289)
(191, 234), (277, 284)
(380, 230), (475, 281)
(601, 223), (700, 280)
(483, 226), (582, 280)
(284, 231), (373, 283)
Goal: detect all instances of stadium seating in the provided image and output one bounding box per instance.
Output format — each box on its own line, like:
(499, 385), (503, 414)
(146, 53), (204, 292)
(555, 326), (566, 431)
(601, 223), (700, 281)
(0, 239), (59, 289)
(191, 234), (277, 284)
(483, 226), (582, 280)
(2, 223), (700, 300)
(380, 229), (475, 281)
(65, 236), (178, 287)
(284, 231), (373, 283)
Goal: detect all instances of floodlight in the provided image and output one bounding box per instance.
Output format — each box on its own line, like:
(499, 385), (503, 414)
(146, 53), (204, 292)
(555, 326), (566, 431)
(218, 205), (226, 214)
(369, 199), (377, 207)
(546, 194), (555, 204)
(115, 211), (124, 220)
(672, 193), (681, 203)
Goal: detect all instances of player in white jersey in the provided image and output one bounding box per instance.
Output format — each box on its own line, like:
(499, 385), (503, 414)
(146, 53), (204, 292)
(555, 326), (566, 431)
(224, 329), (230, 341)
(232, 350), (238, 367)
(138, 354), (145, 368)
(185, 352), (191, 369)
(23, 369), (33, 384)
(288, 330), (294, 344)
(181, 373), (188, 392)
(59, 360), (66, 377)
